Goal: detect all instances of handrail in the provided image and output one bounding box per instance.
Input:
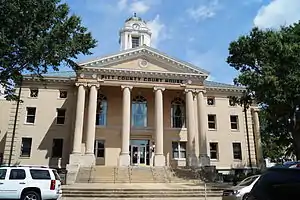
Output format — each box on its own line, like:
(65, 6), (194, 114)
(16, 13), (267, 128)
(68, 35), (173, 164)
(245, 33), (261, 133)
(163, 166), (171, 183)
(128, 166), (132, 183)
(113, 167), (116, 184)
(88, 165), (93, 183)
(150, 166), (156, 182)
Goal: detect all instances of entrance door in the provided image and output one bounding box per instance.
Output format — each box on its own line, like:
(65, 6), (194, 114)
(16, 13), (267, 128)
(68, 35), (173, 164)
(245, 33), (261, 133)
(139, 145), (146, 165)
(131, 145), (139, 165)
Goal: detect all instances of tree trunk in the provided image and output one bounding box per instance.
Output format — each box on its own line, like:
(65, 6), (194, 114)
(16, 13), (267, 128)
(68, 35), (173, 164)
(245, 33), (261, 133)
(291, 130), (300, 160)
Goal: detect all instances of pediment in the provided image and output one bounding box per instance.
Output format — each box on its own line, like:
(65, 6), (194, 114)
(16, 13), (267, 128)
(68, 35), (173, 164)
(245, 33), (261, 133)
(78, 46), (209, 76)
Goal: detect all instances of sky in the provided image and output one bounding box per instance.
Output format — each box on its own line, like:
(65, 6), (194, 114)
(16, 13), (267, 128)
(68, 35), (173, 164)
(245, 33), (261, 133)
(63, 0), (300, 84)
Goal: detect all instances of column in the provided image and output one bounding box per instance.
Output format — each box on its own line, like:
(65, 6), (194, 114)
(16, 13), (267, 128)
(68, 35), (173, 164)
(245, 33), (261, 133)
(72, 83), (86, 154)
(193, 95), (200, 158)
(196, 90), (210, 166)
(185, 89), (197, 166)
(154, 87), (165, 166)
(85, 83), (99, 154)
(119, 85), (133, 166)
(251, 108), (264, 169)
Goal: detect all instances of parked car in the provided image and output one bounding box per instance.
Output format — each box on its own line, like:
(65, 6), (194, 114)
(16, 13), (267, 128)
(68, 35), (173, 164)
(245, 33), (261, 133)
(0, 166), (62, 200)
(248, 167), (300, 200)
(222, 175), (260, 200)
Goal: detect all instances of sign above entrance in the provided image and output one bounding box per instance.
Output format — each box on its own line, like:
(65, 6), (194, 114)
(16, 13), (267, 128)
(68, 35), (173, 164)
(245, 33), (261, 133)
(100, 75), (185, 84)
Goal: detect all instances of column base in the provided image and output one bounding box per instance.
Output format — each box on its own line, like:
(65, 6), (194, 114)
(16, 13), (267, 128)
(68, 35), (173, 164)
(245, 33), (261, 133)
(154, 154), (165, 166)
(119, 153), (130, 166)
(187, 154), (198, 167)
(199, 154), (210, 167)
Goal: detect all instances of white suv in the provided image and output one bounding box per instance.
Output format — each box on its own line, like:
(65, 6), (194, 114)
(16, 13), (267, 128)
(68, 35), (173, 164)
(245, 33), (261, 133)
(0, 166), (62, 200)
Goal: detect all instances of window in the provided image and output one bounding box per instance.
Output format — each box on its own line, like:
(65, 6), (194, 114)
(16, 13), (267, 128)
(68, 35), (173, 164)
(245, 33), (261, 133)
(207, 97), (215, 105)
(132, 95), (147, 127)
(51, 139), (63, 158)
(26, 107), (36, 124)
(171, 97), (185, 128)
(229, 99), (236, 106)
(210, 142), (219, 160)
(172, 142), (186, 159)
(208, 114), (217, 129)
(9, 169), (26, 180)
(94, 140), (105, 158)
(96, 94), (107, 126)
(30, 88), (39, 98)
(233, 142), (242, 160)
(20, 138), (32, 157)
(56, 109), (66, 125)
(230, 115), (239, 130)
(0, 169), (7, 180)
(30, 169), (51, 180)
(132, 36), (140, 48)
(59, 90), (68, 98)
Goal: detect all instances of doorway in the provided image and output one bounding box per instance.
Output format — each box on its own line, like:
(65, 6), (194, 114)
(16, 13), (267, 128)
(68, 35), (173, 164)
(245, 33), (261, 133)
(129, 140), (150, 166)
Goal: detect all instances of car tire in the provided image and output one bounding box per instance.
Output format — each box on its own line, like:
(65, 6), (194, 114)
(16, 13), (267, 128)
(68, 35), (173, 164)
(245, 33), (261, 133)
(21, 190), (41, 200)
(243, 193), (250, 200)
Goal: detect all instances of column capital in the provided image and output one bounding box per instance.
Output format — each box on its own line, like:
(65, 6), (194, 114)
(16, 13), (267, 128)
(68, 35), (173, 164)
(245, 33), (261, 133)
(87, 82), (100, 88)
(121, 85), (133, 91)
(75, 82), (87, 87)
(251, 107), (260, 113)
(194, 89), (207, 94)
(153, 86), (165, 92)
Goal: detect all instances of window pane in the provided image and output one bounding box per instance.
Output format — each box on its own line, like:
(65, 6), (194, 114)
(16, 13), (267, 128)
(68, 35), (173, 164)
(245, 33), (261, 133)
(230, 116), (238, 122)
(208, 122), (216, 129)
(26, 116), (35, 124)
(27, 107), (36, 115)
(97, 149), (104, 157)
(132, 103), (147, 127)
(172, 142), (178, 151)
(9, 169), (26, 180)
(233, 143), (242, 159)
(231, 123), (238, 129)
(173, 151), (179, 159)
(30, 89), (39, 97)
(21, 138), (32, 157)
(0, 169), (6, 180)
(179, 142), (186, 151)
(30, 169), (51, 180)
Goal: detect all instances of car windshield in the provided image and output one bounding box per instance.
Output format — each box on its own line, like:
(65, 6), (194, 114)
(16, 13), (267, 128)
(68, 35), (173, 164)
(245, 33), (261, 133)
(237, 175), (260, 187)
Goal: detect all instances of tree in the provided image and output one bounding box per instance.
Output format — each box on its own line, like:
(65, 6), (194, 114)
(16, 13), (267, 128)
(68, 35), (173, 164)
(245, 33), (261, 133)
(227, 22), (300, 159)
(0, 0), (97, 100)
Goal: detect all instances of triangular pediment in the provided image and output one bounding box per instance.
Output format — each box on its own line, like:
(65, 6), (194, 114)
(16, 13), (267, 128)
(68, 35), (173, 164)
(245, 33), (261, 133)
(78, 46), (209, 76)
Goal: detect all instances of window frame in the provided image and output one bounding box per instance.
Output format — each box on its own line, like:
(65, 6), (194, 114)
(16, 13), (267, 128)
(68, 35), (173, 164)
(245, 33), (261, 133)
(208, 114), (217, 130)
(230, 115), (239, 130)
(232, 142), (242, 160)
(94, 140), (105, 158)
(20, 137), (32, 158)
(56, 108), (66, 125)
(25, 107), (36, 124)
(209, 142), (219, 160)
(29, 88), (39, 98)
(172, 141), (187, 160)
(132, 36), (140, 48)
(51, 138), (64, 158)
(170, 97), (186, 128)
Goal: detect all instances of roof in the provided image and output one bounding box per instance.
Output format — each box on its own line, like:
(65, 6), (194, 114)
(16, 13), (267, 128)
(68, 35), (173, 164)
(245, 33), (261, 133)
(39, 71), (243, 90)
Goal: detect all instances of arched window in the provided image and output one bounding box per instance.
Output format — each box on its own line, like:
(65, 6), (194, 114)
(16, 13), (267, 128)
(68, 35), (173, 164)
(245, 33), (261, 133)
(171, 97), (185, 128)
(132, 95), (147, 127)
(96, 94), (107, 126)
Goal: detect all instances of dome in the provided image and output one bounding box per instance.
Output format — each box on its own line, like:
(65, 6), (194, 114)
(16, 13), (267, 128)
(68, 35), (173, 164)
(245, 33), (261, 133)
(125, 13), (146, 23)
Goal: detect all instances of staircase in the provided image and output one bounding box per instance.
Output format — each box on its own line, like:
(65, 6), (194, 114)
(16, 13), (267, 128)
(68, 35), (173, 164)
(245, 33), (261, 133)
(61, 186), (225, 200)
(75, 166), (205, 184)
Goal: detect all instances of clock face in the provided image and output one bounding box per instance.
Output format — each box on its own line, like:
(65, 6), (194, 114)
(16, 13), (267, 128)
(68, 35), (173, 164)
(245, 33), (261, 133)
(132, 23), (140, 30)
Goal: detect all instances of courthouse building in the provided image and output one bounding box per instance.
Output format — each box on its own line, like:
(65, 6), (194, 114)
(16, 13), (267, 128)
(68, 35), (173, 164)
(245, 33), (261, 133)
(0, 15), (262, 174)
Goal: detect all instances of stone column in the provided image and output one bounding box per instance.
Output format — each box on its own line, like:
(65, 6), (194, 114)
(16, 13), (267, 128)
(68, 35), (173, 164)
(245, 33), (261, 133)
(251, 108), (264, 169)
(185, 89), (197, 166)
(154, 87), (165, 166)
(193, 95), (200, 158)
(196, 90), (210, 166)
(119, 85), (133, 166)
(72, 83), (86, 154)
(85, 83), (99, 155)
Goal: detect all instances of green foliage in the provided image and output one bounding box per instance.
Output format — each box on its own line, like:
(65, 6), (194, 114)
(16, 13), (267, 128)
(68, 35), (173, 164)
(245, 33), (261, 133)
(0, 0), (97, 100)
(227, 22), (300, 159)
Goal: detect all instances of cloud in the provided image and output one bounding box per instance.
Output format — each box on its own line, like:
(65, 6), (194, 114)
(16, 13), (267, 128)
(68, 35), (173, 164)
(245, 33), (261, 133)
(187, 0), (220, 22)
(129, 1), (150, 14)
(254, 0), (300, 29)
(147, 15), (170, 48)
(117, 0), (160, 14)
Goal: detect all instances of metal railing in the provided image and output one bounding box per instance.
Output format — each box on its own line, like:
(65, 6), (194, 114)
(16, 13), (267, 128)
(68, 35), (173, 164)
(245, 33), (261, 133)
(88, 165), (94, 183)
(128, 166), (132, 183)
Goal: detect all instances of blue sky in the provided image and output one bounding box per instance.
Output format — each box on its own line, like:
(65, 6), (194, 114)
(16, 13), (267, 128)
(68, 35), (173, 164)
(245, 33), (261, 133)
(63, 0), (300, 84)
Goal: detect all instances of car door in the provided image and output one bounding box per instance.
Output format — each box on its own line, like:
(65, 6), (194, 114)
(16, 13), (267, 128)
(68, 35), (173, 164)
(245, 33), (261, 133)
(0, 168), (8, 198)
(2, 169), (27, 199)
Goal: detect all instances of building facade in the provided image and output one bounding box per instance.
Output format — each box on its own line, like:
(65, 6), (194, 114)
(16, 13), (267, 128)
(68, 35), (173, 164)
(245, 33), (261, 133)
(0, 16), (263, 174)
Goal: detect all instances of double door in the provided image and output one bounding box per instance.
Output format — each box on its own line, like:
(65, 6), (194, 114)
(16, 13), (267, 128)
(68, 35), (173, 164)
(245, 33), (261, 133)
(130, 145), (147, 165)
